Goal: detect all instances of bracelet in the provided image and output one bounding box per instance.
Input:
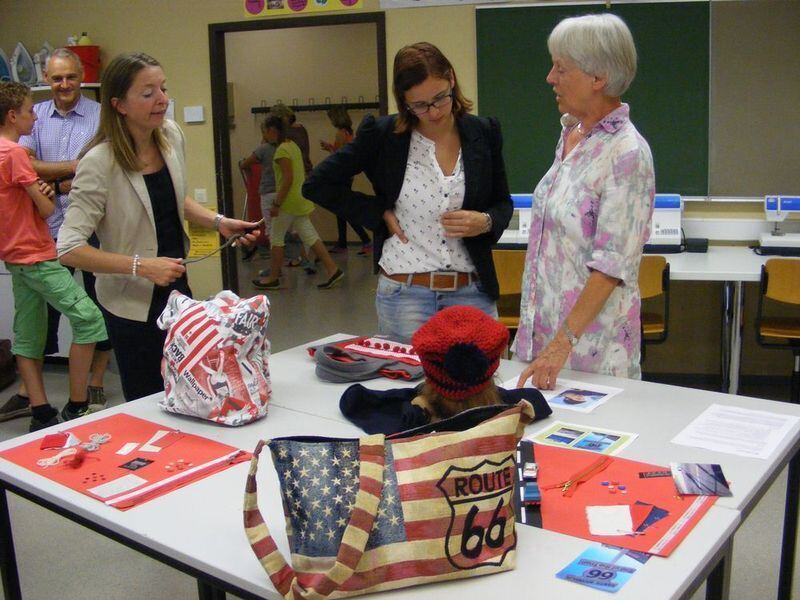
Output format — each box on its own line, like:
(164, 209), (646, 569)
(132, 254), (141, 277)
(53, 179), (61, 195)
(562, 321), (580, 347)
(213, 213), (224, 231)
(482, 212), (492, 233)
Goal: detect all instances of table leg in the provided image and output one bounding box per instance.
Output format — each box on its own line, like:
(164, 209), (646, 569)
(197, 579), (226, 600)
(0, 487), (21, 600)
(777, 450), (799, 600)
(721, 282), (733, 394)
(728, 281), (744, 396)
(705, 538), (732, 600)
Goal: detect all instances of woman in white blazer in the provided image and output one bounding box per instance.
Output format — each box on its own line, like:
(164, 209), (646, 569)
(58, 52), (259, 401)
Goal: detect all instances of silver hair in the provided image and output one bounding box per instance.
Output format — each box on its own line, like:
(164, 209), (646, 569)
(45, 48), (84, 76)
(548, 13), (637, 97)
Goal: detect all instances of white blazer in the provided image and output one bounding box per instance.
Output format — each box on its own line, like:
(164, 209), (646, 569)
(58, 120), (190, 322)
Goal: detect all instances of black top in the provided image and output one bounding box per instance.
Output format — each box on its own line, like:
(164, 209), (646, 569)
(143, 165), (190, 320)
(303, 114), (513, 299)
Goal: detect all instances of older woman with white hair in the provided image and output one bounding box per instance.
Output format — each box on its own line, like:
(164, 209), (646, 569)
(515, 13), (655, 390)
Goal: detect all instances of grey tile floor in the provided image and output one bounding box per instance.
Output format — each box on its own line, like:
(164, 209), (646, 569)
(0, 247), (797, 599)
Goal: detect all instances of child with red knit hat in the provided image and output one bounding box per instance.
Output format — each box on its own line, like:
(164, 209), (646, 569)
(411, 305), (509, 422)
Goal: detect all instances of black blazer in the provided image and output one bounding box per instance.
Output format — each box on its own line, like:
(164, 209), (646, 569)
(303, 113), (513, 299)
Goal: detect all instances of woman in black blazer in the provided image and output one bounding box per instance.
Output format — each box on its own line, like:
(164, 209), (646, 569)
(303, 42), (512, 342)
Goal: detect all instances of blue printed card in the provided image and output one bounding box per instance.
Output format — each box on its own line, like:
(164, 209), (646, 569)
(556, 544), (650, 593)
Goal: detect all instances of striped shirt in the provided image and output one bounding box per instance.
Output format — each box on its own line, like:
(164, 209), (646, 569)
(18, 94), (100, 238)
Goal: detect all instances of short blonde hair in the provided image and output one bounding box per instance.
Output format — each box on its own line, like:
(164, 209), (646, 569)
(548, 13), (637, 97)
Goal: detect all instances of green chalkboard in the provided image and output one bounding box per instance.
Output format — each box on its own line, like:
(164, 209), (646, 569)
(477, 2), (709, 196)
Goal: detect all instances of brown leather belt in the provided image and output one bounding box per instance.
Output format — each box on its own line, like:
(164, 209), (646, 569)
(381, 269), (476, 291)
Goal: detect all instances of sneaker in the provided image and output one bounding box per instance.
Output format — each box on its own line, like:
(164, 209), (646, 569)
(87, 385), (107, 407)
(286, 258), (303, 268)
(317, 269), (345, 290)
(241, 245), (258, 262)
(253, 278), (281, 290)
(61, 402), (91, 422)
(300, 259), (317, 275)
(0, 393), (32, 422)
(29, 414), (60, 432)
(357, 243), (373, 256)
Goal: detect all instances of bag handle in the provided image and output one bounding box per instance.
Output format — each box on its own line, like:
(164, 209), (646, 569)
(244, 434), (386, 599)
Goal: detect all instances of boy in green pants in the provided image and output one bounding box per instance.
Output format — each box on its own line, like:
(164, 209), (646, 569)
(0, 82), (107, 431)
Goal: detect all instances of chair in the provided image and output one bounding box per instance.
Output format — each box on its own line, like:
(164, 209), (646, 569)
(756, 258), (800, 404)
(639, 255), (670, 363)
(491, 249), (526, 346)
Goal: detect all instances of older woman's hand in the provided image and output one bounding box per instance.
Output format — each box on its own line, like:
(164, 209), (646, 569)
(441, 210), (490, 238)
(139, 257), (186, 287)
(516, 331), (572, 390)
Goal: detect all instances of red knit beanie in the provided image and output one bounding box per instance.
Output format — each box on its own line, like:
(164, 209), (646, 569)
(411, 306), (509, 401)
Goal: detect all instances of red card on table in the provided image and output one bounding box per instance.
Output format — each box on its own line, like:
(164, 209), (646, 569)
(0, 414), (250, 510)
(535, 444), (717, 557)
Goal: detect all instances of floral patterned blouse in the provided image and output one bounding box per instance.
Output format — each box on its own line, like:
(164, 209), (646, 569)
(511, 104), (655, 379)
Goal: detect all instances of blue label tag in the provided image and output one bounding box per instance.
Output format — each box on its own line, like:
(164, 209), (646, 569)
(556, 544), (650, 593)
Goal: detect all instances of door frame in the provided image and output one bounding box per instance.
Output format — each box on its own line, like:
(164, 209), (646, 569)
(208, 12), (388, 292)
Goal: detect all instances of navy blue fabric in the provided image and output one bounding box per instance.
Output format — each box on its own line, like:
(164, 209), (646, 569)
(339, 384), (551, 435)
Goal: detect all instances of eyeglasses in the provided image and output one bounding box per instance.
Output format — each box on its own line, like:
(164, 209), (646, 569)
(406, 89), (454, 116)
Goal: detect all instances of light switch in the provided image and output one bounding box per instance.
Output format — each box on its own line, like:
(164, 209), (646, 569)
(183, 105), (205, 123)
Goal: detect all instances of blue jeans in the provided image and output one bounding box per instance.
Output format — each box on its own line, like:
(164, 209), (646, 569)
(375, 274), (498, 343)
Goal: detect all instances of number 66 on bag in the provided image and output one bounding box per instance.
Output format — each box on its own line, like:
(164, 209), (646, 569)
(244, 401), (534, 599)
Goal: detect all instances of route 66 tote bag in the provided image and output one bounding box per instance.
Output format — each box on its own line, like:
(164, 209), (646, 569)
(244, 401), (534, 598)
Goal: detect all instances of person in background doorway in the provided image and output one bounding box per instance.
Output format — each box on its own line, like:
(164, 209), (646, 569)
(513, 14), (655, 390)
(57, 52), (259, 402)
(304, 42), (513, 343)
(251, 114), (343, 291)
(0, 48), (111, 423)
(0, 81), (107, 431)
(320, 105), (372, 256)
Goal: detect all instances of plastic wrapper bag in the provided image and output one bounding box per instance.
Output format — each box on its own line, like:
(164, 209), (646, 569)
(157, 290), (271, 426)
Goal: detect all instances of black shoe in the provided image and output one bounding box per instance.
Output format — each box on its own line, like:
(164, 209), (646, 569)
(0, 394), (32, 422)
(61, 401), (91, 422)
(252, 278), (281, 290)
(317, 269), (344, 290)
(241, 245), (258, 262)
(29, 414), (60, 432)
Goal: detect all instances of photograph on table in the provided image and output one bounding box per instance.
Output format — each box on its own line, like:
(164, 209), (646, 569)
(530, 420), (637, 456)
(501, 376), (622, 413)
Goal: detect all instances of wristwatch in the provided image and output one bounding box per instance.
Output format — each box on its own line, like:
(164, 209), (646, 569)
(53, 179), (62, 195)
(562, 322), (580, 347)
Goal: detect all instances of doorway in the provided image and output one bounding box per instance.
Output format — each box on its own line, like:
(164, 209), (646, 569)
(208, 13), (387, 292)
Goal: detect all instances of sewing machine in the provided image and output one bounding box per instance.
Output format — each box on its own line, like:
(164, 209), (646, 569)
(497, 194), (532, 245)
(644, 194), (683, 254)
(759, 195), (800, 256)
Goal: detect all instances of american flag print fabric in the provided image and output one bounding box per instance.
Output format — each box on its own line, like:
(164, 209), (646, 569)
(244, 402), (533, 599)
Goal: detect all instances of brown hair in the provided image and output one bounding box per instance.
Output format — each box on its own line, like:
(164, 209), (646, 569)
(417, 382), (502, 422)
(0, 82), (30, 126)
(263, 113), (286, 143)
(327, 105), (352, 134)
(83, 52), (169, 171)
(392, 42), (472, 134)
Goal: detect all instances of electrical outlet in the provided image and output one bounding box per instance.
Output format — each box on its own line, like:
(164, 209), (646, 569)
(194, 188), (207, 204)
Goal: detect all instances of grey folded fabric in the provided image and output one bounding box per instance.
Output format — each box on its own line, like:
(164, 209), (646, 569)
(313, 344), (424, 383)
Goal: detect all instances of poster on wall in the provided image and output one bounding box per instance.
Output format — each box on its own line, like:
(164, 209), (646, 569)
(244, 0), (362, 17)
(381, 0), (507, 8)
